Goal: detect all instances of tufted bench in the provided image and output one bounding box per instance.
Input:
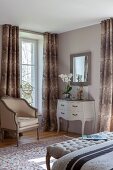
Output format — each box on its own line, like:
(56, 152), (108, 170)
(46, 132), (113, 170)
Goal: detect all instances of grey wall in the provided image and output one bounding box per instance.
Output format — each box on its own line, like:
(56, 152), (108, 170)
(58, 24), (101, 134)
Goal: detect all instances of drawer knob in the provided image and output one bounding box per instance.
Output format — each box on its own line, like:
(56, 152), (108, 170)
(61, 112), (65, 114)
(72, 105), (78, 107)
(72, 113), (78, 116)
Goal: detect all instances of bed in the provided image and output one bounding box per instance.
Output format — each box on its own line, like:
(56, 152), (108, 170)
(52, 139), (113, 170)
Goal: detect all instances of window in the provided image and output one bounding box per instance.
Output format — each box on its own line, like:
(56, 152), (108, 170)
(20, 38), (37, 106)
(20, 32), (43, 111)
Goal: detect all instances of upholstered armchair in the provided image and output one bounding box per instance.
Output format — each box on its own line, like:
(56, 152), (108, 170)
(0, 96), (39, 146)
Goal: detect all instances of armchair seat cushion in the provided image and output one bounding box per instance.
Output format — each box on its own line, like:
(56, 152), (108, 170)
(17, 117), (38, 128)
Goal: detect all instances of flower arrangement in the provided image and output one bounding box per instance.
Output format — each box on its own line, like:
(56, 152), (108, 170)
(59, 73), (73, 98)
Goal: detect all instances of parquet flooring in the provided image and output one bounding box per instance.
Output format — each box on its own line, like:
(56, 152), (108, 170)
(0, 130), (79, 148)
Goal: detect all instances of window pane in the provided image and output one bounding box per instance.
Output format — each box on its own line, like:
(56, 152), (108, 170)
(22, 41), (35, 65)
(21, 65), (35, 105)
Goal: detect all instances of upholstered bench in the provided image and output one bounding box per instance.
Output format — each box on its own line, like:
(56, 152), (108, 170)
(46, 132), (113, 170)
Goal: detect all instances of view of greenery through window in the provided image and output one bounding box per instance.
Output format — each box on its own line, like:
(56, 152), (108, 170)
(20, 39), (37, 106)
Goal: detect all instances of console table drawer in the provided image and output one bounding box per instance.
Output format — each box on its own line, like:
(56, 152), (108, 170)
(69, 112), (82, 120)
(68, 102), (83, 113)
(58, 111), (67, 119)
(57, 101), (66, 110)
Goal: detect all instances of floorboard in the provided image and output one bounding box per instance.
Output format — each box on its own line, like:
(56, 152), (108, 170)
(0, 130), (80, 148)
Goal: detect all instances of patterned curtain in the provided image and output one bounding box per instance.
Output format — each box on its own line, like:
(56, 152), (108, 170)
(0, 24), (20, 98)
(42, 33), (58, 131)
(99, 19), (113, 131)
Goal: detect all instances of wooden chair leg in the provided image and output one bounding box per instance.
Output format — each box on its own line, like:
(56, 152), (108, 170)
(1, 129), (4, 142)
(46, 151), (51, 170)
(16, 132), (19, 147)
(37, 128), (39, 140)
(19, 133), (23, 137)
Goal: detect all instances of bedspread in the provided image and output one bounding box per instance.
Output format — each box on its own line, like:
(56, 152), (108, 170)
(52, 140), (113, 170)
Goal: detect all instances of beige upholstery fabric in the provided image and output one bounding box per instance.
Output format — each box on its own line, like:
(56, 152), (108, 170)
(0, 96), (39, 145)
(17, 117), (38, 128)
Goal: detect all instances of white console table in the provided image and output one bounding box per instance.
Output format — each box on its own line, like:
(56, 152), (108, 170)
(57, 99), (96, 135)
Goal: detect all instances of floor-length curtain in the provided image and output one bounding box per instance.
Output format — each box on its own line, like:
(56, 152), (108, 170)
(99, 19), (113, 131)
(0, 24), (20, 98)
(42, 32), (58, 131)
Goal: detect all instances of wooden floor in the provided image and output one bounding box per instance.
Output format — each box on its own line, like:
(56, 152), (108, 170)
(0, 130), (80, 148)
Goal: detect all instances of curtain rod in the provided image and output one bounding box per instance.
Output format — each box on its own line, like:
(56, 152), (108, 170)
(20, 28), (44, 35)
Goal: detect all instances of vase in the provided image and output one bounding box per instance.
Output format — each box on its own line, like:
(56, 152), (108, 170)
(64, 93), (70, 99)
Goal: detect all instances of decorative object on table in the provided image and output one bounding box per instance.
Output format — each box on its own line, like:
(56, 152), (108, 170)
(77, 85), (84, 100)
(59, 73), (73, 98)
(76, 74), (82, 82)
(82, 134), (108, 141)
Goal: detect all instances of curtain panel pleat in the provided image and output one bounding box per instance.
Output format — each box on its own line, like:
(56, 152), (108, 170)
(0, 24), (20, 98)
(42, 32), (58, 131)
(99, 19), (113, 131)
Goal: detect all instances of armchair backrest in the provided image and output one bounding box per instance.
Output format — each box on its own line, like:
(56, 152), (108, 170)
(1, 97), (37, 117)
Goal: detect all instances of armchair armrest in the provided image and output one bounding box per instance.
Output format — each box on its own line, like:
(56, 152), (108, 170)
(0, 101), (17, 130)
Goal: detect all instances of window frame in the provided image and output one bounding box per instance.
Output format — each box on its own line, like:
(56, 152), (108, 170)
(19, 37), (38, 107)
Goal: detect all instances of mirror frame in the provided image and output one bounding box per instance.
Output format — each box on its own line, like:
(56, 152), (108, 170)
(70, 52), (91, 86)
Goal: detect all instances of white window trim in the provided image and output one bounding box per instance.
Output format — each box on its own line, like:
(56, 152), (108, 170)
(19, 31), (43, 114)
(19, 37), (38, 107)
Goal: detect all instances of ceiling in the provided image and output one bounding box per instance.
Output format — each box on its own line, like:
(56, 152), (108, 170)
(0, 0), (113, 33)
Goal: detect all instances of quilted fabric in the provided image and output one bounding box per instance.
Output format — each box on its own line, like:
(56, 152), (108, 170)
(47, 132), (113, 159)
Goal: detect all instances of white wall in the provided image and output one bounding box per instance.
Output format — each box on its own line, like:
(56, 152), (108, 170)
(58, 24), (101, 134)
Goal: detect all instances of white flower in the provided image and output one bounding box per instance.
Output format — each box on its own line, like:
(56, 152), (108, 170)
(59, 73), (73, 83)
(68, 73), (73, 78)
(64, 77), (69, 83)
(59, 74), (64, 79)
(59, 73), (73, 95)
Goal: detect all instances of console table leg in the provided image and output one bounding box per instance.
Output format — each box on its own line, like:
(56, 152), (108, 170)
(57, 117), (60, 133)
(92, 119), (95, 133)
(67, 120), (69, 132)
(82, 121), (85, 136)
